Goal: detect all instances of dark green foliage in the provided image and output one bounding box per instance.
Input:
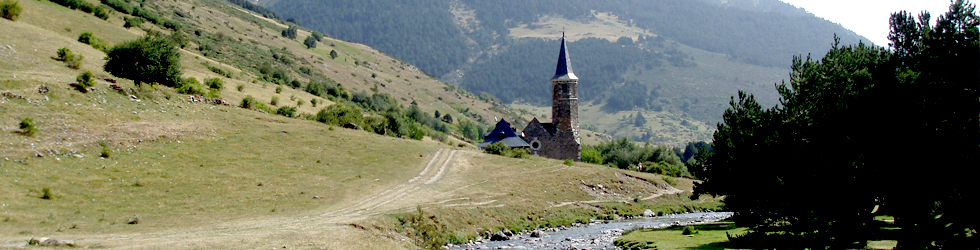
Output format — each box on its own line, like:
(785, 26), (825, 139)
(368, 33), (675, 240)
(281, 25), (298, 39)
(204, 78), (224, 90)
(268, 0), (471, 77)
(456, 118), (485, 141)
(696, 2), (979, 248)
(681, 226), (697, 235)
(304, 79), (349, 99)
(75, 70), (95, 88)
(483, 141), (530, 158)
(56, 47), (83, 70)
(99, 141), (110, 158)
(1, 0), (22, 20)
(92, 6), (108, 19)
(104, 33), (182, 86)
(309, 98), (318, 107)
(580, 145), (602, 164)
(236, 84), (245, 92)
(314, 103), (366, 127)
(78, 32), (110, 53)
(101, 0), (134, 14)
(270, 96), (279, 106)
(224, 0), (278, 20)
(440, 113), (453, 124)
(18, 117), (36, 136)
(49, 0), (95, 13)
(287, 79), (301, 88)
(123, 17), (144, 29)
(632, 112), (646, 127)
(351, 91), (398, 113)
(304, 35), (317, 49)
(177, 77), (205, 95)
(593, 138), (689, 177)
(274, 85), (283, 94)
(40, 188), (52, 200)
(311, 31), (323, 41)
(240, 95), (258, 109)
(203, 63), (233, 78)
(275, 106), (297, 118)
(329, 50), (338, 59)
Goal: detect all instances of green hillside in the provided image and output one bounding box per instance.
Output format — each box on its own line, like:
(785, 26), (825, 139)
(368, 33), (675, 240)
(263, 0), (868, 145)
(0, 0), (720, 248)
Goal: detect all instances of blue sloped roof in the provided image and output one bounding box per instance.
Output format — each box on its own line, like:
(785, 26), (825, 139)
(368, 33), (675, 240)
(479, 119), (531, 149)
(552, 34), (578, 80)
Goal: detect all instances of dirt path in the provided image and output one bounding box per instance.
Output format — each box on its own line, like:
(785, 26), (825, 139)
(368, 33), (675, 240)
(54, 149), (460, 249)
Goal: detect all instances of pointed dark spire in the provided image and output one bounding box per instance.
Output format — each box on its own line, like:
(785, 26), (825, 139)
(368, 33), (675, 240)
(552, 33), (578, 80)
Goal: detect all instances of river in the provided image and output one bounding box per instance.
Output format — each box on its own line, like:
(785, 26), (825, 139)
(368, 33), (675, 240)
(447, 212), (733, 250)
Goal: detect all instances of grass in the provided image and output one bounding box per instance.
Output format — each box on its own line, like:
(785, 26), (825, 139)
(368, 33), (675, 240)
(614, 220), (747, 250)
(0, 0), (725, 248)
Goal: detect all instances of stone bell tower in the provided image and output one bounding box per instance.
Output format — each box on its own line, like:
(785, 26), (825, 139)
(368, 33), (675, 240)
(549, 33), (581, 160)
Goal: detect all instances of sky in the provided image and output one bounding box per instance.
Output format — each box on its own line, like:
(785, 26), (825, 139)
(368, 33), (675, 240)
(779, 0), (954, 46)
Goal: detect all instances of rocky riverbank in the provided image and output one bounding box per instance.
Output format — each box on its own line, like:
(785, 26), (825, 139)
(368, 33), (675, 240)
(447, 212), (733, 250)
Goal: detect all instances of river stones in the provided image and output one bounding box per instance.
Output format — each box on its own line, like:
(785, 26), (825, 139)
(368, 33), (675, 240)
(530, 230), (547, 238)
(490, 232), (511, 241)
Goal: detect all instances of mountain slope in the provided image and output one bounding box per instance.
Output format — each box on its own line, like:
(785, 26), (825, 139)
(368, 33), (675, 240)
(1, 0), (718, 248)
(264, 0), (868, 145)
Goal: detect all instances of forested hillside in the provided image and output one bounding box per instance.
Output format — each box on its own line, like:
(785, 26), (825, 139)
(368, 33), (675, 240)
(263, 0), (867, 143)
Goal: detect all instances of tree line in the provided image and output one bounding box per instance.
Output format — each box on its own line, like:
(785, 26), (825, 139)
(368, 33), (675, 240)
(694, 1), (978, 248)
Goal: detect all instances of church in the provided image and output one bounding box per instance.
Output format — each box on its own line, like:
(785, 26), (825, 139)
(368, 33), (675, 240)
(480, 34), (582, 161)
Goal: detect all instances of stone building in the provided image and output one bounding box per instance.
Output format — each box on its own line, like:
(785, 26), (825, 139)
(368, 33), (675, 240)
(521, 34), (581, 161)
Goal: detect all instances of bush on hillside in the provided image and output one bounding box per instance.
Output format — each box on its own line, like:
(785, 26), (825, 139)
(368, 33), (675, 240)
(275, 106), (297, 118)
(270, 96), (279, 106)
(1, 0), (22, 21)
(483, 142), (530, 159)
(74, 70), (95, 89)
(204, 77), (223, 90)
(104, 33), (181, 86)
(101, 0), (133, 14)
(304, 35), (317, 49)
(314, 103), (364, 127)
(92, 6), (108, 19)
(56, 48), (83, 69)
(78, 32), (110, 52)
(176, 77), (205, 95)
(123, 17), (143, 29)
(281, 25), (298, 39)
(581, 145), (603, 164)
(18, 117), (36, 136)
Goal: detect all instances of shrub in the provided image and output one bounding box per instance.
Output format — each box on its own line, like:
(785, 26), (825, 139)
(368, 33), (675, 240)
(123, 17), (143, 29)
(57, 48), (83, 69)
(204, 77), (223, 90)
(281, 25), (297, 39)
(310, 98), (318, 107)
(1, 0), (22, 21)
(18, 117), (36, 136)
(315, 103), (364, 127)
(296, 99), (305, 107)
(275, 85), (283, 94)
(241, 96), (257, 109)
(563, 159), (574, 166)
(101, 0), (134, 14)
(682, 226), (697, 235)
(40, 188), (52, 200)
(75, 70), (95, 88)
(236, 84), (245, 92)
(99, 141), (110, 158)
(205, 88), (220, 99)
(203, 63), (233, 78)
(92, 6), (108, 19)
(104, 33), (181, 86)
(304, 35), (317, 49)
(270, 96), (279, 106)
(581, 145), (603, 164)
(176, 77), (205, 95)
(78, 32), (110, 53)
(482, 141), (529, 158)
(275, 106), (296, 118)
(311, 31), (323, 41)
